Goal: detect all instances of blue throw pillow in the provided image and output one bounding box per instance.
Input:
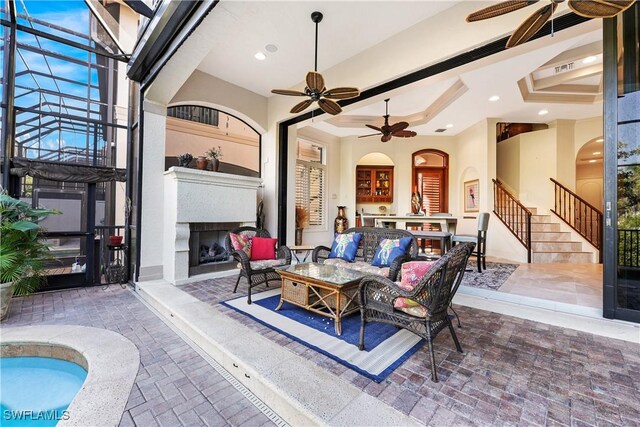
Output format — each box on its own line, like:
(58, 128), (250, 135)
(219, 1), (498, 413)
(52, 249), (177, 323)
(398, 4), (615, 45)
(328, 233), (363, 262)
(371, 237), (413, 267)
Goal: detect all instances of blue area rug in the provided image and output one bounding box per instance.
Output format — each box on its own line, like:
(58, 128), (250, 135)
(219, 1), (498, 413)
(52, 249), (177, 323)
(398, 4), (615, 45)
(222, 289), (425, 382)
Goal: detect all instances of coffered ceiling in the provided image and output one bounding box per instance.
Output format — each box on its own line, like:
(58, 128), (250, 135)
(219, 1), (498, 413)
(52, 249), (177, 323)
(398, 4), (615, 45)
(309, 24), (603, 138)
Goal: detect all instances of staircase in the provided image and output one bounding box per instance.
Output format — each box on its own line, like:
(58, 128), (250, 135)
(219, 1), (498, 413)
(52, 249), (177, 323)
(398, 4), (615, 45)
(528, 207), (595, 263)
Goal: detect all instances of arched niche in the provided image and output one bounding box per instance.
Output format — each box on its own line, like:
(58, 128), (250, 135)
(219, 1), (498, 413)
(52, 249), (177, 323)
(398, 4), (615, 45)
(356, 152), (395, 217)
(575, 136), (604, 211)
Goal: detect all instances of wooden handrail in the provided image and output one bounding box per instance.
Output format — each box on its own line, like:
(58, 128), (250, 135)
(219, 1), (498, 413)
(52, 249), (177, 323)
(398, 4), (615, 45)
(492, 179), (532, 263)
(550, 178), (603, 215)
(550, 178), (602, 262)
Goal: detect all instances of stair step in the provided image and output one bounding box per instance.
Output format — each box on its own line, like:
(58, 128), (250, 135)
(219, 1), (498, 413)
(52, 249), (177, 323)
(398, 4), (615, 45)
(532, 251), (593, 263)
(531, 241), (583, 251)
(531, 222), (561, 232)
(500, 214), (550, 224)
(531, 231), (572, 241)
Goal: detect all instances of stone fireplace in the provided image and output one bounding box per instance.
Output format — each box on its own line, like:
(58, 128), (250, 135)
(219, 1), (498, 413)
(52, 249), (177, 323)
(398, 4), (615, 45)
(163, 167), (262, 285)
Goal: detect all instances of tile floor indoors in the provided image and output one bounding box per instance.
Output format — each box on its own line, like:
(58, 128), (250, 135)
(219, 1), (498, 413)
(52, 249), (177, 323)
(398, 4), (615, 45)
(2, 286), (279, 427)
(181, 275), (640, 426)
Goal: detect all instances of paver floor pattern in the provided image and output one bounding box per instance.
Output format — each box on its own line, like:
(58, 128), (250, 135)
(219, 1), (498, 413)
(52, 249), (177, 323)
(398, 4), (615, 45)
(182, 275), (640, 426)
(2, 286), (275, 427)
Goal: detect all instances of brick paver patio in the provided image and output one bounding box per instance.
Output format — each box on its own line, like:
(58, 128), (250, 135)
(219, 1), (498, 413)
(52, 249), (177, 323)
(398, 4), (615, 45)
(182, 275), (640, 426)
(2, 285), (276, 427)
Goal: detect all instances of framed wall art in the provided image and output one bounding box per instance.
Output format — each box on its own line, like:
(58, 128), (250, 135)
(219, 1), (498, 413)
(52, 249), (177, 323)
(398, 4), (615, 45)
(464, 179), (479, 213)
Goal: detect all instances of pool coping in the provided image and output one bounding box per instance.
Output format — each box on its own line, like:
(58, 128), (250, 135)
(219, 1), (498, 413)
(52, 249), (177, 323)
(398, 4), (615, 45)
(1, 325), (140, 427)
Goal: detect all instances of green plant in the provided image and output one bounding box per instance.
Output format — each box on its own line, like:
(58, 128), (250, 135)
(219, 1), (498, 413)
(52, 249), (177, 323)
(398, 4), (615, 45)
(0, 194), (60, 295)
(205, 146), (223, 160)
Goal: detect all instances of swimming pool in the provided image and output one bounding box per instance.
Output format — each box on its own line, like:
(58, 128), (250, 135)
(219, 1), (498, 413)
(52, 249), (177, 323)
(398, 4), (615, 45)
(0, 357), (87, 427)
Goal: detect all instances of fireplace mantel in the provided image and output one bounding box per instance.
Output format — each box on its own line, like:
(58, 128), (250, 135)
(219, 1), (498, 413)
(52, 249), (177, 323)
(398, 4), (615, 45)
(163, 167), (262, 284)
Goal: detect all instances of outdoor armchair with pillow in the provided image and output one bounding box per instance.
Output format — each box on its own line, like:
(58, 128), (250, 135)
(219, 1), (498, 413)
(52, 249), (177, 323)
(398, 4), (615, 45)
(311, 227), (418, 280)
(225, 226), (292, 304)
(358, 241), (475, 382)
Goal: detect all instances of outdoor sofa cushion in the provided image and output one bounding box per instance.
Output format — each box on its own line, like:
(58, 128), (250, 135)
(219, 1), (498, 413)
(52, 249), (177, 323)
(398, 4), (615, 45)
(250, 237), (278, 260)
(371, 237), (414, 267)
(393, 261), (437, 317)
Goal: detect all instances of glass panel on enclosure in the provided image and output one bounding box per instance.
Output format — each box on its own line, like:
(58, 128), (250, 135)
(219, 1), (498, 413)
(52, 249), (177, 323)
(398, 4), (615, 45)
(615, 3), (640, 314)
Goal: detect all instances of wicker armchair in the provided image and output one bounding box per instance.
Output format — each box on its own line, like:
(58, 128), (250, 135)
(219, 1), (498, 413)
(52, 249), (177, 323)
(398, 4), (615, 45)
(311, 227), (419, 281)
(358, 242), (475, 382)
(224, 226), (292, 304)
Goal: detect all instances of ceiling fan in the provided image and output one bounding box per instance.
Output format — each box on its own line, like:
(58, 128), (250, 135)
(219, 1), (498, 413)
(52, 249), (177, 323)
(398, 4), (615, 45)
(466, 0), (636, 48)
(359, 99), (417, 143)
(271, 11), (360, 116)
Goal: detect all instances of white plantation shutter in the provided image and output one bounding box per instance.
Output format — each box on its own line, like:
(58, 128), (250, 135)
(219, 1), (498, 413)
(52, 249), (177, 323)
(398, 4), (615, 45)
(296, 161), (325, 227)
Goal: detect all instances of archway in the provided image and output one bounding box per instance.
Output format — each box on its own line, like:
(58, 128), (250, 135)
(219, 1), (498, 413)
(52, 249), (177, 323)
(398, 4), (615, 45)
(412, 149), (449, 215)
(575, 137), (604, 211)
(356, 152), (395, 225)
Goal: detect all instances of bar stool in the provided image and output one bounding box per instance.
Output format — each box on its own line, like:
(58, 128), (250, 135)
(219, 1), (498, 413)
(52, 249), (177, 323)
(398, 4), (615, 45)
(452, 212), (490, 272)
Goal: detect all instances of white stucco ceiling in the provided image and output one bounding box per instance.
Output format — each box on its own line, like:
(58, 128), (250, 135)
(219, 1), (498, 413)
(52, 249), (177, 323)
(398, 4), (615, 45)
(195, 1), (603, 138)
(196, 1), (458, 97)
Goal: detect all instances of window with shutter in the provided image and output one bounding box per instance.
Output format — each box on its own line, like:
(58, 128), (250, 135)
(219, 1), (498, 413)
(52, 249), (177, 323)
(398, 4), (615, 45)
(412, 150), (449, 231)
(296, 140), (326, 228)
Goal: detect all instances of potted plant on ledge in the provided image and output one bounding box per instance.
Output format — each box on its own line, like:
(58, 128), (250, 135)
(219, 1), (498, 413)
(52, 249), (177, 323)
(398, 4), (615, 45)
(0, 194), (59, 320)
(206, 146), (223, 172)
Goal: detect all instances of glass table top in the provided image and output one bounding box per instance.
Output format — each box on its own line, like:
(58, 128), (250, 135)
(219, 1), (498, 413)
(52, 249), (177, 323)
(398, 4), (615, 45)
(279, 262), (366, 286)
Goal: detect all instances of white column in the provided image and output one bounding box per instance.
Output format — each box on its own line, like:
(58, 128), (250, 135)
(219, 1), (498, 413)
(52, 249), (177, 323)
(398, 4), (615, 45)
(138, 100), (167, 281)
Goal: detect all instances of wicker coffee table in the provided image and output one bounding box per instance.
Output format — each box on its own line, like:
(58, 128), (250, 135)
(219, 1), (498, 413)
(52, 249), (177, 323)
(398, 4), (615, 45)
(275, 263), (366, 335)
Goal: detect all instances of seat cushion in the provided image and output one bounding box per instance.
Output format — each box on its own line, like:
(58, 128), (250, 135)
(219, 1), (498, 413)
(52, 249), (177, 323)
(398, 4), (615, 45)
(393, 297), (428, 318)
(249, 259), (287, 270)
(399, 261), (436, 291)
(371, 237), (413, 267)
(230, 232), (252, 257)
(250, 237), (277, 261)
(328, 232), (363, 262)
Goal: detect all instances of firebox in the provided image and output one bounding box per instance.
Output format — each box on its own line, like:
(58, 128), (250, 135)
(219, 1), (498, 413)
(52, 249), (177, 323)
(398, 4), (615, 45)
(188, 222), (241, 276)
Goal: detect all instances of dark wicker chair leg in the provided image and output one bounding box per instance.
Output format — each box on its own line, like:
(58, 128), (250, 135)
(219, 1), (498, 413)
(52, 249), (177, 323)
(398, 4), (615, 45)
(448, 319), (463, 353)
(233, 275), (242, 293)
(449, 304), (461, 328)
(426, 322), (438, 383)
(358, 320), (366, 351)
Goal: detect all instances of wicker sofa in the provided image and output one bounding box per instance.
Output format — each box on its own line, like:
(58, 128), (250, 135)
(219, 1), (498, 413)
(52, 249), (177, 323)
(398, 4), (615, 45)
(311, 227), (419, 280)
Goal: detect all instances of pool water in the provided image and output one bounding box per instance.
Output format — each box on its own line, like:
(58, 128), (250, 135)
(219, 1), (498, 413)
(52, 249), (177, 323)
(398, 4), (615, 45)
(0, 356), (87, 426)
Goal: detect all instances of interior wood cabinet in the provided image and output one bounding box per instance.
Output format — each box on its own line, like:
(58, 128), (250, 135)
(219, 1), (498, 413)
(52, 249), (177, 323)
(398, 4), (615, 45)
(356, 166), (394, 203)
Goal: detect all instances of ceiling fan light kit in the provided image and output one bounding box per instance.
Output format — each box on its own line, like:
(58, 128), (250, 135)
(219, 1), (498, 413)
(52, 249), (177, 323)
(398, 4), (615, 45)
(271, 11), (360, 116)
(359, 99), (417, 142)
(466, 0), (636, 48)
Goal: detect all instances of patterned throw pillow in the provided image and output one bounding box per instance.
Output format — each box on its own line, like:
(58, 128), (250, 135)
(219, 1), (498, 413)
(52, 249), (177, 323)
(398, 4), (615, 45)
(399, 261), (436, 291)
(371, 237), (414, 267)
(229, 232), (252, 258)
(328, 232), (363, 262)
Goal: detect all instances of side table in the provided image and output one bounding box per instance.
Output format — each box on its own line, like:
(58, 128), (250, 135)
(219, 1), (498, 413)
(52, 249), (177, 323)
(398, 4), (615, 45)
(289, 245), (315, 263)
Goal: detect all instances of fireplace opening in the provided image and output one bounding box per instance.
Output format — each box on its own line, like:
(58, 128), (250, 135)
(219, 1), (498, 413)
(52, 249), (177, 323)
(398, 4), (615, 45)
(189, 222), (240, 276)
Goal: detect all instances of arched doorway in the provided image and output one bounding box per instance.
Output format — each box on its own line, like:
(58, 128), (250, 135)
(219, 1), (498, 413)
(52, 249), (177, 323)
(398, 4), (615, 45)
(412, 149), (449, 215)
(575, 137), (604, 212)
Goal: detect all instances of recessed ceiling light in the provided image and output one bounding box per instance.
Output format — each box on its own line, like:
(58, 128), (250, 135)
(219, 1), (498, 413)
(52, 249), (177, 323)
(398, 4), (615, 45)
(593, 151), (601, 155)
(596, 138), (604, 142)
(589, 159), (597, 163)
(265, 44), (278, 53)
(538, 109), (548, 116)
(446, 123), (454, 128)
(582, 56), (597, 64)
(254, 52), (266, 61)
(489, 95), (500, 102)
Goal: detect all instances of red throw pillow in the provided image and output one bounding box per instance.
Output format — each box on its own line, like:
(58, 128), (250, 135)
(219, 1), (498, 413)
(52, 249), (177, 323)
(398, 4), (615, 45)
(250, 237), (278, 261)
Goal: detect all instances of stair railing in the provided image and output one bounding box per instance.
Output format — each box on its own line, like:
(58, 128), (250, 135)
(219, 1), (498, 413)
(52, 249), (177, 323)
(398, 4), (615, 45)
(492, 179), (532, 263)
(550, 178), (603, 262)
